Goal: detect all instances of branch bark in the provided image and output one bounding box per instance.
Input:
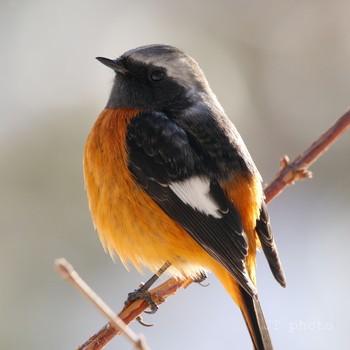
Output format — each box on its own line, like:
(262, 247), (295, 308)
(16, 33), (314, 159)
(78, 108), (350, 350)
(264, 108), (350, 202)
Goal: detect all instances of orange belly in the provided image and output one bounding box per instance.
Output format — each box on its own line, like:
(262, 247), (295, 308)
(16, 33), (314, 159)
(83, 108), (263, 281)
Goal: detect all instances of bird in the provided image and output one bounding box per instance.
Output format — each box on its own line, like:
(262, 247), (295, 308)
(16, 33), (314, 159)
(83, 44), (286, 349)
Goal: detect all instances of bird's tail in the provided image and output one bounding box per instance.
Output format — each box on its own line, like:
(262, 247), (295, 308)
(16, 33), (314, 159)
(213, 266), (273, 350)
(239, 285), (273, 350)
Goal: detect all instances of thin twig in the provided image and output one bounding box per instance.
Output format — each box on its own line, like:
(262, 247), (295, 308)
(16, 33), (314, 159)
(77, 109), (350, 349)
(264, 107), (350, 202)
(55, 258), (150, 350)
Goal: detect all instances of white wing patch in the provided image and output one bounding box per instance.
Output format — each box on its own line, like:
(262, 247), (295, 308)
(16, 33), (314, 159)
(169, 176), (222, 219)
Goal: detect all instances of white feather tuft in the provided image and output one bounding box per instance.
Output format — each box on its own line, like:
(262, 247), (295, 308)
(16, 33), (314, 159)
(169, 176), (222, 219)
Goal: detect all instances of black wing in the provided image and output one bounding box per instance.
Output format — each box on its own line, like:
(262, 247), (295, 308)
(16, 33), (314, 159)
(255, 202), (286, 287)
(126, 111), (257, 296)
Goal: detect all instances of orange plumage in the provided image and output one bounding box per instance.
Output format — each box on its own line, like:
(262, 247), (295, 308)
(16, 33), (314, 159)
(84, 107), (262, 308)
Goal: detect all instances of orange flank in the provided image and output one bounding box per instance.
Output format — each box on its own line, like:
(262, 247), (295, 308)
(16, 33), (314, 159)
(221, 174), (264, 283)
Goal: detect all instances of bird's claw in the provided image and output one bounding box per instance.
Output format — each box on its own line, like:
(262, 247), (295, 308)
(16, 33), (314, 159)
(125, 287), (158, 314)
(136, 316), (154, 327)
(193, 271), (210, 287)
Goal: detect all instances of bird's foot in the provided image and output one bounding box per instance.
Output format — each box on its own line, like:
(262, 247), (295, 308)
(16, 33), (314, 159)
(124, 261), (171, 317)
(125, 283), (158, 314)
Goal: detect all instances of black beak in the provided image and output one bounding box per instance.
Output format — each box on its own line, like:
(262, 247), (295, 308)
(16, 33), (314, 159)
(96, 57), (129, 74)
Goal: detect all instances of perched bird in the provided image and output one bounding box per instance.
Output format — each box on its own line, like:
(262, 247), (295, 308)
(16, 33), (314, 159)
(84, 44), (286, 349)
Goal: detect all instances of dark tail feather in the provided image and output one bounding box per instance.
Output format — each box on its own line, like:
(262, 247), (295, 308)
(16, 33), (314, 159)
(239, 286), (273, 350)
(256, 202), (286, 288)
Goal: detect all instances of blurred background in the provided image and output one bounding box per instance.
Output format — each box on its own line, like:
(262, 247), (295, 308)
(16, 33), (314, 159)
(1, 0), (350, 349)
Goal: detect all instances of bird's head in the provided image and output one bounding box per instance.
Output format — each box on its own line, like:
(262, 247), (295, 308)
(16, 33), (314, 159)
(97, 44), (214, 116)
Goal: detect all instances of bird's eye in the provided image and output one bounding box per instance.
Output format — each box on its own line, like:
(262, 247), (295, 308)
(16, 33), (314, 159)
(149, 70), (165, 82)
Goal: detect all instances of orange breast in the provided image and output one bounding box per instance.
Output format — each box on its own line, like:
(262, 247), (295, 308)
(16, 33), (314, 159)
(83, 108), (211, 279)
(83, 108), (263, 282)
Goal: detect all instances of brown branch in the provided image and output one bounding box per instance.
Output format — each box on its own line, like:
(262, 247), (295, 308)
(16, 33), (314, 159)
(78, 108), (350, 350)
(264, 107), (350, 202)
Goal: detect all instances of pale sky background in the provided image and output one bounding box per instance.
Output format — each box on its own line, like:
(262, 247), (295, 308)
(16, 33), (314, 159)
(1, 1), (350, 349)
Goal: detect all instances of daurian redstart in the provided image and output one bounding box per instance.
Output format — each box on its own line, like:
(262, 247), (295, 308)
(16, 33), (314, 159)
(84, 44), (286, 350)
